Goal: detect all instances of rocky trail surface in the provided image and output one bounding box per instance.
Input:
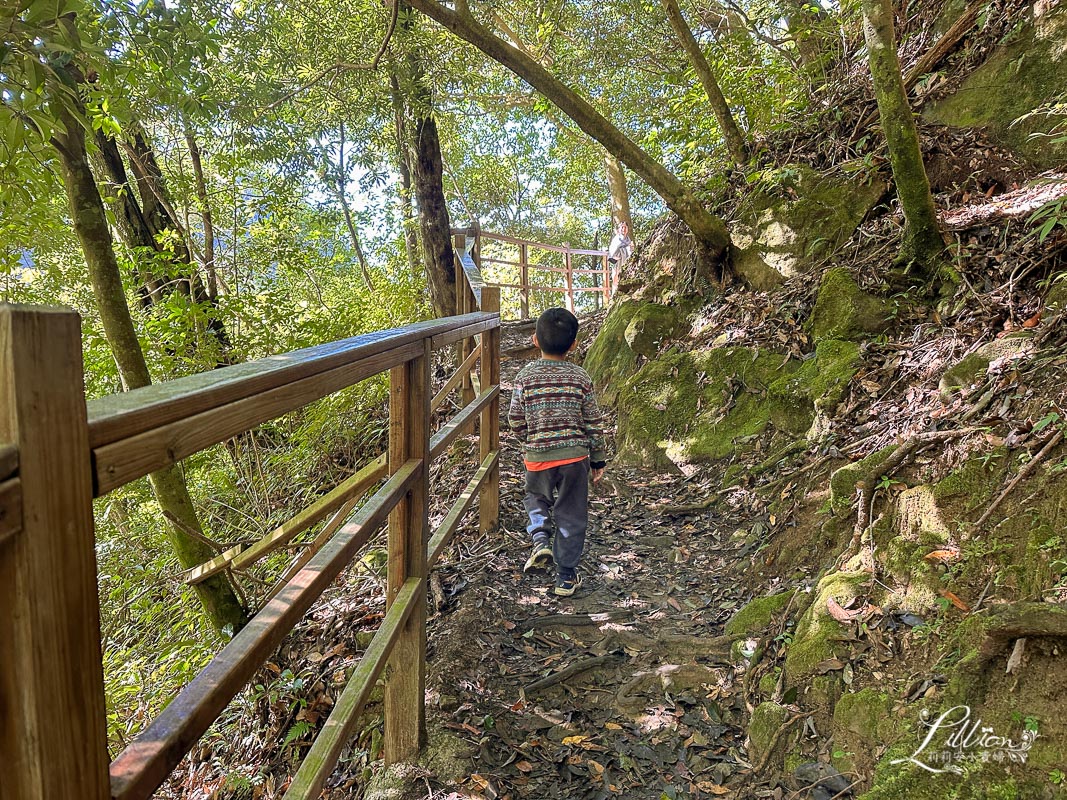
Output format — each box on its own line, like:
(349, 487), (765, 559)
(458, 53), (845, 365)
(405, 320), (795, 800)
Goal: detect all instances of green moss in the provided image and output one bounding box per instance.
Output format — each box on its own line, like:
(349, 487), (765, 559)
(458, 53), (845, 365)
(933, 448), (1010, 509)
(830, 445), (899, 512)
(748, 701), (792, 767)
(769, 339), (862, 434)
(784, 571), (870, 682)
(759, 672), (779, 696)
(623, 303), (684, 357)
(810, 268), (890, 343)
(725, 590), (796, 637)
(938, 336), (1035, 400)
(585, 300), (642, 406)
(615, 346), (798, 468)
(923, 5), (1067, 167)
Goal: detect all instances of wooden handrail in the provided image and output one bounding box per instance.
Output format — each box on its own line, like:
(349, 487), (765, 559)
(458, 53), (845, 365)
(1, 294), (502, 800)
(451, 225), (612, 320)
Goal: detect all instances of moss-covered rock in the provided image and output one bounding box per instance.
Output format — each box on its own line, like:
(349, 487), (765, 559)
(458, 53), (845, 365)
(769, 339), (862, 434)
(748, 701), (792, 767)
(923, 4), (1067, 167)
(831, 689), (900, 775)
(733, 163), (887, 282)
(615, 346), (799, 469)
(584, 300), (642, 406)
(785, 570), (870, 683)
(623, 303), (684, 358)
(364, 730), (473, 800)
(938, 336), (1036, 399)
(810, 268), (891, 342)
(830, 445), (899, 512)
(725, 590), (796, 637)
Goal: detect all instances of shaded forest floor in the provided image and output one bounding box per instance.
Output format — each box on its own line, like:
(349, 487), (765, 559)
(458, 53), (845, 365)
(378, 320), (784, 800)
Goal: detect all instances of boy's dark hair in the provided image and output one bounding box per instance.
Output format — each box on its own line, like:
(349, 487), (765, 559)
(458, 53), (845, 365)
(536, 308), (579, 356)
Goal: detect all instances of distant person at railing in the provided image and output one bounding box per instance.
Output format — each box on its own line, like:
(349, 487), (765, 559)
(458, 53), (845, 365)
(508, 308), (609, 598)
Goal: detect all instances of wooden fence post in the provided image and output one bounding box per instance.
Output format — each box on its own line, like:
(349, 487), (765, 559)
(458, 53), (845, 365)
(0, 305), (110, 800)
(478, 288), (500, 534)
(519, 243), (529, 320)
(564, 252), (575, 313)
(602, 254), (611, 307)
(384, 338), (430, 764)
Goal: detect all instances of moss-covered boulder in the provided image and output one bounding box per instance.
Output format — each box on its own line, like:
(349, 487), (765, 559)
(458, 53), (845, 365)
(829, 445), (899, 512)
(831, 689), (903, 777)
(584, 300), (642, 406)
(938, 335), (1036, 399)
(924, 4), (1067, 167)
(624, 303), (685, 357)
(748, 701), (793, 768)
(732, 163), (887, 283)
(810, 268), (891, 342)
(725, 590), (796, 637)
(784, 570), (870, 683)
(769, 339), (862, 434)
(615, 346), (799, 469)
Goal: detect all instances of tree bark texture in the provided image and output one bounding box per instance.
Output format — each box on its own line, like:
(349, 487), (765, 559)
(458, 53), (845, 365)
(398, 4), (457, 317)
(860, 0), (945, 271)
(405, 0), (731, 269)
(604, 155), (633, 232)
(49, 41), (247, 634)
(391, 72), (423, 278)
(661, 0), (749, 165)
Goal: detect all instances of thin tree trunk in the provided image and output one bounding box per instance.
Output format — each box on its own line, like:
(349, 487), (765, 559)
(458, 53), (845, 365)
(405, 0), (731, 270)
(661, 0), (749, 165)
(398, 3), (457, 318)
(336, 122), (376, 291)
(49, 61), (247, 636)
(184, 123), (218, 301)
(605, 155), (633, 232)
(391, 72), (422, 278)
(860, 0), (945, 275)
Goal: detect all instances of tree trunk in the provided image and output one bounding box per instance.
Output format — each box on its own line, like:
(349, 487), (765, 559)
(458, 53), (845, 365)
(661, 0), (749, 165)
(391, 73), (422, 278)
(336, 122), (376, 291)
(604, 155), (633, 232)
(780, 0), (835, 70)
(405, 0), (731, 270)
(184, 123), (218, 301)
(860, 0), (946, 275)
(49, 39), (247, 635)
(397, 4), (457, 318)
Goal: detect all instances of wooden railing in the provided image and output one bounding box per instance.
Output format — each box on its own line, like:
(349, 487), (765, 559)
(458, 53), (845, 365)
(0, 283), (500, 799)
(453, 225), (613, 320)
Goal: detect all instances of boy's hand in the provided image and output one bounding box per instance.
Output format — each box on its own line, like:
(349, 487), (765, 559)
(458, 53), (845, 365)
(591, 467), (605, 484)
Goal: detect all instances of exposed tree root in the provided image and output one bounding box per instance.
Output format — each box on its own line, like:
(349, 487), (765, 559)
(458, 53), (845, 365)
(616, 663), (726, 711)
(977, 602), (1067, 666)
(524, 654), (620, 694)
(974, 428), (1065, 531)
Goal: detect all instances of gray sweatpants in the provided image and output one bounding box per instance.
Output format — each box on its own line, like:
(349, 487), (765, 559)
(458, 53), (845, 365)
(523, 459), (589, 571)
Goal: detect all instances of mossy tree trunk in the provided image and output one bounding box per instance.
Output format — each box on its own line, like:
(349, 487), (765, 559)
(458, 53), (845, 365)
(661, 0), (749, 165)
(396, 4), (457, 318)
(860, 0), (946, 276)
(49, 22), (247, 635)
(406, 0), (732, 270)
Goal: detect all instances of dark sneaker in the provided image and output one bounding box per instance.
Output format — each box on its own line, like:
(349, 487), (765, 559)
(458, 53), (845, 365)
(524, 542), (554, 573)
(554, 570), (582, 597)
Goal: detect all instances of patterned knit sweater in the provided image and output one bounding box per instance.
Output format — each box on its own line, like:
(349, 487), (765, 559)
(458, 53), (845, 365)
(508, 359), (609, 464)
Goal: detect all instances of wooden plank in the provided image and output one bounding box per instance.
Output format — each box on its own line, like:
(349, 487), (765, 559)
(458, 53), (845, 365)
(86, 313), (492, 450)
(282, 577), (422, 799)
(0, 476), (21, 544)
(384, 342), (430, 764)
(429, 387), (498, 461)
(475, 230), (608, 257)
(479, 289), (501, 534)
(261, 496), (361, 604)
(0, 443), (16, 481)
(564, 253), (575, 313)
(0, 305), (110, 799)
(93, 343), (419, 497)
(183, 454), (388, 584)
(109, 460), (421, 800)
(457, 254), (485, 307)
(519, 243), (529, 319)
(427, 451), (498, 567)
(431, 345), (481, 413)
(429, 316), (496, 350)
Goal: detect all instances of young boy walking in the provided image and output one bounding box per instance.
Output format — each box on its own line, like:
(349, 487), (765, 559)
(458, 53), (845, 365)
(508, 308), (608, 596)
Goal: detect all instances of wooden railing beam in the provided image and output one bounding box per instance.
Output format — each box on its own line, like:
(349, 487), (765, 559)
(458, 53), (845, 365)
(478, 288), (501, 533)
(0, 305), (110, 800)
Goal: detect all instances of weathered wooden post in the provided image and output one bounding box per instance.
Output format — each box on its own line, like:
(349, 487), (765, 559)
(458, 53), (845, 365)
(479, 288), (501, 534)
(602, 254), (611, 307)
(0, 305), (110, 800)
(519, 242), (530, 320)
(564, 251), (575, 313)
(383, 339), (430, 764)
